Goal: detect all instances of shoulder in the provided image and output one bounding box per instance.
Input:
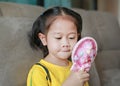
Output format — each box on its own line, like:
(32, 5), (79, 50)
(31, 63), (47, 73)
(27, 63), (48, 86)
(27, 63), (48, 81)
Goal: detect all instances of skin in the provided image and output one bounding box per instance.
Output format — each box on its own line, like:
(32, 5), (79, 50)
(38, 16), (89, 86)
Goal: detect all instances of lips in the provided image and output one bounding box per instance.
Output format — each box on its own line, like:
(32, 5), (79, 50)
(62, 49), (70, 52)
(63, 50), (70, 52)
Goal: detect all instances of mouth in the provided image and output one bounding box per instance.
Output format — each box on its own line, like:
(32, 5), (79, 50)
(62, 49), (71, 52)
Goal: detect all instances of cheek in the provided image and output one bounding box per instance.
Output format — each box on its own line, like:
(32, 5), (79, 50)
(71, 40), (78, 48)
(47, 39), (60, 51)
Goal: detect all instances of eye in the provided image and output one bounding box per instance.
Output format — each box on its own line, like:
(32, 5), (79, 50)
(69, 36), (75, 39)
(55, 37), (62, 40)
(69, 37), (75, 39)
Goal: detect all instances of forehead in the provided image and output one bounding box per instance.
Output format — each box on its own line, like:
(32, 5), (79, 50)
(48, 16), (77, 33)
(55, 15), (76, 23)
(51, 16), (75, 26)
(48, 15), (76, 26)
(46, 15), (77, 28)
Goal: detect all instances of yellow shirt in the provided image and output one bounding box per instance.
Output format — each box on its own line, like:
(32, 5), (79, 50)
(27, 59), (89, 86)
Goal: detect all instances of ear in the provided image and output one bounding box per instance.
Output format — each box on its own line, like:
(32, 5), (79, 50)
(38, 33), (47, 46)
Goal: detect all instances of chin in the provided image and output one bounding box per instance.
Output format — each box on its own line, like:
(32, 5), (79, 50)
(57, 52), (71, 59)
(59, 55), (71, 60)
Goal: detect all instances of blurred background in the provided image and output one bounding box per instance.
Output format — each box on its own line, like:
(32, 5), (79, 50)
(0, 0), (120, 24)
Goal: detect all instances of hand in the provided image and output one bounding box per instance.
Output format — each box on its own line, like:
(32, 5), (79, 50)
(62, 70), (89, 86)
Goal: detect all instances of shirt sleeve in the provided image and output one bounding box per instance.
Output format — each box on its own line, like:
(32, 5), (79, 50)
(27, 66), (49, 86)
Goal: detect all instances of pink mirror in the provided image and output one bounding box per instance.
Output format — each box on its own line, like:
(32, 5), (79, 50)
(71, 37), (98, 72)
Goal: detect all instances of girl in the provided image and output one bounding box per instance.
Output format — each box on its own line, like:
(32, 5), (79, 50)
(27, 6), (89, 86)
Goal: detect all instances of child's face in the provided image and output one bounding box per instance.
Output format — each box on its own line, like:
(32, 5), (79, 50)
(42, 16), (78, 60)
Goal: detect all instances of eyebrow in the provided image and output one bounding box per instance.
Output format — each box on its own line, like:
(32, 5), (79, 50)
(53, 32), (77, 34)
(52, 32), (61, 35)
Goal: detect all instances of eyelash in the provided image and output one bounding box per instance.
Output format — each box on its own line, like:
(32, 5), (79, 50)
(55, 37), (62, 39)
(69, 37), (75, 39)
(55, 37), (75, 40)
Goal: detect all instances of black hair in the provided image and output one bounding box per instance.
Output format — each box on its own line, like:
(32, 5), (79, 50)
(28, 6), (82, 57)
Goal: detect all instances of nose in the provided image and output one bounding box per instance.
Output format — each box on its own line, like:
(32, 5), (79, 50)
(62, 43), (70, 48)
(61, 38), (70, 48)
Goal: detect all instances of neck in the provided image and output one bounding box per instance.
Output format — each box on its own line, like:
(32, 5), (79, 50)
(44, 55), (69, 66)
